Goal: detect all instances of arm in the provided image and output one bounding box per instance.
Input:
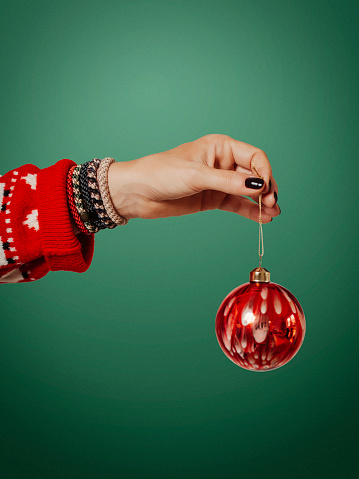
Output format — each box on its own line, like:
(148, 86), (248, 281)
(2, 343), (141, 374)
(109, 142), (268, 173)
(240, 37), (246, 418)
(0, 160), (94, 283)
(0, 134), (280, 284)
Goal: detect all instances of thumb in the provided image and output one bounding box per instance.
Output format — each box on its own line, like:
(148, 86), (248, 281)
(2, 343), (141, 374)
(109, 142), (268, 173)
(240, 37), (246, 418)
(196, 165), (266, 196)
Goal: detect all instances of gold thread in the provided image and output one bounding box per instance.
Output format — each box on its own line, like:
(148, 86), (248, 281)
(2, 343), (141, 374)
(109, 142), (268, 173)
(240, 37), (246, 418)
(251, 164), (260, 178)
(258, 193), (264, 267)
(251, 162), (264, 267)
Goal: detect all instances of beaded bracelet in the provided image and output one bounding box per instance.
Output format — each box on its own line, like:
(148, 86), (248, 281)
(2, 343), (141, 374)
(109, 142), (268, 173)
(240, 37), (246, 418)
(87, 159), (117, 229)
(79, 161), (101, 229)
(97, 158), (129, 226)
(67, 165), (90, 235)
(67, 158), (129, 234)
(72, 164), (99, 233)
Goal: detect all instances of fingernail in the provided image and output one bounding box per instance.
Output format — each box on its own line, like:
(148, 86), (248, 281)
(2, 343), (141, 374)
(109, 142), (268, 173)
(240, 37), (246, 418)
(245, 177), (264, 189)
(274, 191), (278, 203)
(268, 179), (272, 192)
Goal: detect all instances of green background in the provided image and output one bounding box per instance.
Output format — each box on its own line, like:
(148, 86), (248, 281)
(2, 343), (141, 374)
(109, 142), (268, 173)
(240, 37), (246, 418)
(0, 0), (358, 477)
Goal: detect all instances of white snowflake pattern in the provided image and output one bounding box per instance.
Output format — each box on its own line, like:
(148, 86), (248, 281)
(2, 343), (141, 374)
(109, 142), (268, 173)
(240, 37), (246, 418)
(23, 209), (39, 231)
(21, 173), (37, 190)
(0, 183), (4, 206)
(0, 236), (7, 267)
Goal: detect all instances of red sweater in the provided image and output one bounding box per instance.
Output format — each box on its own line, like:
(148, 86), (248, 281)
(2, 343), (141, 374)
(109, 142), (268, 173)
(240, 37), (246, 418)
(0, 159), (94, 283)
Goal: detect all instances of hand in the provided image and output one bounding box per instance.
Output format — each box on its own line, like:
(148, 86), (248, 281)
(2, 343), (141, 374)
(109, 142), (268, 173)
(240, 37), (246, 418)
(107, 134), (280, 223)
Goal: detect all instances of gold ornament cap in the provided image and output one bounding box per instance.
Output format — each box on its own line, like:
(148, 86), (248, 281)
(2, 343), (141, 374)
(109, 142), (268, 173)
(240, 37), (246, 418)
(250, 267), (270, 283)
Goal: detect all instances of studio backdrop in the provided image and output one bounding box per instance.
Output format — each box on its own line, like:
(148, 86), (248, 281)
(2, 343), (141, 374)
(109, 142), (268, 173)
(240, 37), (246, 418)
(0, 1), (358, 478)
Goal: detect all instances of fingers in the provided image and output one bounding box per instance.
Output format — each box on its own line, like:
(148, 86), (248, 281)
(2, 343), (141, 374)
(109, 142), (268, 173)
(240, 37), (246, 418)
(132, 192), (279, 222)
(263, 175), (279, 208)
(202, 134), (272, 192)
(251, 176), (280, 211)
(218, 195), (276, 223)
(230, 139), (272, 194)
(195, 164), (269, 198)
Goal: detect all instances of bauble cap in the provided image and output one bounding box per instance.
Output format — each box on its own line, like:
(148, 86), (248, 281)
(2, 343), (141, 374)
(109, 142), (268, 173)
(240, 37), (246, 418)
(250, 267), (270, 283)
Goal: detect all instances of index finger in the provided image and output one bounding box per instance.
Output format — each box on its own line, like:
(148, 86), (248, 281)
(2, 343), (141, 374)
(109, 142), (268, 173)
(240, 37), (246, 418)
(229, 137), (273, 192)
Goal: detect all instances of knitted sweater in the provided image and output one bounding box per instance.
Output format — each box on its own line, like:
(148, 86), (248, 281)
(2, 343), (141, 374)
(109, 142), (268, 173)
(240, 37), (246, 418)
(0, 159), (94, 283)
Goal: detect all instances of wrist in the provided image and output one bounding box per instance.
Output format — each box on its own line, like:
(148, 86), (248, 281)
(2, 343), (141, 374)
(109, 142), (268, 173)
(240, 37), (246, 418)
(107, 159), (140, 220)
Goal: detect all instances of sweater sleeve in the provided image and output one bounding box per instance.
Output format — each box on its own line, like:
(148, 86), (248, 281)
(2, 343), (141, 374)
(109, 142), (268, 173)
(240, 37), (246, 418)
(0, 159), (95, 283)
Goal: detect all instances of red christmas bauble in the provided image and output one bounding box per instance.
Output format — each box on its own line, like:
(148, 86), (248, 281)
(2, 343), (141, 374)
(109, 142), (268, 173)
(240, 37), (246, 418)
(215, 269), (305, 371)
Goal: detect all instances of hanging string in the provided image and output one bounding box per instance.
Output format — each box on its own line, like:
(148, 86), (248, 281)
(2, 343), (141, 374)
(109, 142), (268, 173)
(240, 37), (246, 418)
(258, 192), (264, 267)
(251, 163), (264, 267)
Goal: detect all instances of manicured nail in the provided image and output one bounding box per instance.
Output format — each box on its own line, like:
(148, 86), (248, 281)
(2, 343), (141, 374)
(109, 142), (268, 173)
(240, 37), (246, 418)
(245, 177), (264, 189)
(274, 191), (278, 203)
(268, 179), (272, 192)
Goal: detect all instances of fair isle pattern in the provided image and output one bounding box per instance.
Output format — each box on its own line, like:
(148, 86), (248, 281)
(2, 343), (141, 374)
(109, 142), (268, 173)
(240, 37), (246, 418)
(0, 183), (6, 267)
(0, 168), (32, 281)
(0, 235), (6, 266)
(0, 170), (19, 266)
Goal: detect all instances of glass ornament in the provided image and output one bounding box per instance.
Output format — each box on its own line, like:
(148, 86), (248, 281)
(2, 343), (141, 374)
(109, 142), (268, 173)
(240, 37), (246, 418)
(215, 163), (306, 371)
(215, 267), (306, 371)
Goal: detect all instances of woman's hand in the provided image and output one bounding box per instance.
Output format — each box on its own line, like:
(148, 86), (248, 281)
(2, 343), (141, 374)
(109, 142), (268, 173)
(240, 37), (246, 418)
(108, 134), (280, 223)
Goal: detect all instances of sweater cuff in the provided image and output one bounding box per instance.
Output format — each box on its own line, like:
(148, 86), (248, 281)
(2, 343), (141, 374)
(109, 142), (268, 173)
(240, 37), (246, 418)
(37, 159), (95, 273)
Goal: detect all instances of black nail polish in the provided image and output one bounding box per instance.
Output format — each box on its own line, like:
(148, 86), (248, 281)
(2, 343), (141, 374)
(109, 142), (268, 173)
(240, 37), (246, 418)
(269, 179), (272, 192)
(245, 177), (264, 189)
(274, 191), (278, 203)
